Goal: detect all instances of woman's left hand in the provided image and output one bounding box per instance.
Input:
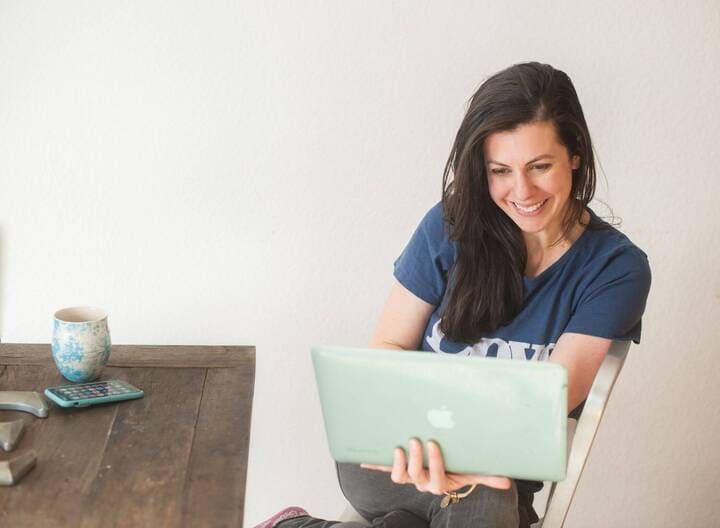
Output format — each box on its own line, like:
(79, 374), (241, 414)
(361, 438), (512, 495)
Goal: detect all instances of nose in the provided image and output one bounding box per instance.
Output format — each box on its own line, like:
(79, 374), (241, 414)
(513, 172), (535, 201)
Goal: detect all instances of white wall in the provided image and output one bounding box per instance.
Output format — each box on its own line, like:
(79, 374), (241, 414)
(1, 1), (718, 527)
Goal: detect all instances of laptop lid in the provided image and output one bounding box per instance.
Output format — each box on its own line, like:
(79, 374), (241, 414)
(312, 345), (568, 482)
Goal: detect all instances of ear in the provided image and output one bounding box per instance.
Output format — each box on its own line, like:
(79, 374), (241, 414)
(571, 154), (581, 170)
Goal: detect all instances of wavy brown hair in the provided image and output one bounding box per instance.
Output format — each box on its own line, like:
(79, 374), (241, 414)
(440, 62), (597, 343)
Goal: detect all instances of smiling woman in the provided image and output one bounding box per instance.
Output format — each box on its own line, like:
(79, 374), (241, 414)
(255, 62), (651, 528)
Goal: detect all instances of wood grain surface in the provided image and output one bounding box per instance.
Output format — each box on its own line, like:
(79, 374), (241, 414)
(0, 344), (255, 528)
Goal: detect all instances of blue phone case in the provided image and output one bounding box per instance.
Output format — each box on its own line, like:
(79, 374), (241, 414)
(44, 379), (144, 408)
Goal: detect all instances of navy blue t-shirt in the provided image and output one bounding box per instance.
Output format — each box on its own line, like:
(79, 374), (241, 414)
(394, 202), (651, 358)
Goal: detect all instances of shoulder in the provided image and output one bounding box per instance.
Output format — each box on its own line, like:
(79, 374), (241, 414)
(417, 201), (448, 237)
(413, 201), (456, 252)
(559, 209), (651, 343)
(393, 201), (457, 305)
(577, 208), (651, 287)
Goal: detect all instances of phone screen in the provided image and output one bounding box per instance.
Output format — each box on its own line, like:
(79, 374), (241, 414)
(47, 380), (141, 401)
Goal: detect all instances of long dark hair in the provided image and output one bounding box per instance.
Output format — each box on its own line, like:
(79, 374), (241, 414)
(440, 62), (597, 343)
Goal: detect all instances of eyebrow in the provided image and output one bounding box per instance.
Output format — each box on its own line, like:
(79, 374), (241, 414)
(486, 154), (555, 166)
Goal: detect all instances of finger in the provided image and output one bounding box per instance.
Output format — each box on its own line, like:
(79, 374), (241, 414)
(426, 440), (447, 494)
(480, 475), (513, 490)
(360, 464), (393, 472)
(446, 472), (513, 491)
(406, 438), (429, 486)
(390, 447), (408, 484)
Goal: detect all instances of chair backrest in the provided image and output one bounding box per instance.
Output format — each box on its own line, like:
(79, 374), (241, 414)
(536, 339), (631, 528)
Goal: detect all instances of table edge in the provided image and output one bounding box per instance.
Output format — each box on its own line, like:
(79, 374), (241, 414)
(0, 343), (256, 368)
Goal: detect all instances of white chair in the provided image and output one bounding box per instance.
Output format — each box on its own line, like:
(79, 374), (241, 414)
(339, 340), (631, 528)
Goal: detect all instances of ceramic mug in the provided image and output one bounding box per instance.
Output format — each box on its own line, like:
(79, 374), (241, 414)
(51, 307), (111, 382)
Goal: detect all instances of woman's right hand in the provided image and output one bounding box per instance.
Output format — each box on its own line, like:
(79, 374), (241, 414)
(361, 438), (512, 495)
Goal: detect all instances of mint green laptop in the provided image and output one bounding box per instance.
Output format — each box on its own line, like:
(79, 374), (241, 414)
(311, 346), (568, 482)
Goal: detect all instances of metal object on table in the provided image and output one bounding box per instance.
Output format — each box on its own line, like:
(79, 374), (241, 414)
(0, 391), (49, 418)
(0, 419), (25, 451)
(0, 450), (37, 486)
(0, 391), (47, 484)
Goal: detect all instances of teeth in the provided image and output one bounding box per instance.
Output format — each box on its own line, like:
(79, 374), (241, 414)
(513, 200), (545, 212)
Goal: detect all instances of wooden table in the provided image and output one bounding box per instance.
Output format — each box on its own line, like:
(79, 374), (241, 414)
(0, 343), (255, 527)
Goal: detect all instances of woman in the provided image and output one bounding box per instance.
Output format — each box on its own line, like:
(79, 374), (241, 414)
(256, 62), (651, 528)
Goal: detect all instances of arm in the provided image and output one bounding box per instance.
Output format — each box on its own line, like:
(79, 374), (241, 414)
(369, 279), (435, 351)
(548, 332), (613, 414)
(551, 246), (650, 412)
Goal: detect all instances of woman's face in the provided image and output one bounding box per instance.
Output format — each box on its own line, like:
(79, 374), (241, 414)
(483, 120), (580, 242)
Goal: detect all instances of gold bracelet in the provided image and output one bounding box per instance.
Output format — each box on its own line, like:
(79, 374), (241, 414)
(440, 484), (477, 508)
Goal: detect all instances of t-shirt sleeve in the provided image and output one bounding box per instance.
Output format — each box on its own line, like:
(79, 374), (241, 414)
(393, 202), (455, 306)
(564, 246), (651, 344)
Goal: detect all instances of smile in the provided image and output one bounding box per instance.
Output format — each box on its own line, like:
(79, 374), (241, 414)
(511, 199), (548, 216)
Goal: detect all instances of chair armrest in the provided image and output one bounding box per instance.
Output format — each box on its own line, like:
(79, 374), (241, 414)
(540, 340), (631, 528)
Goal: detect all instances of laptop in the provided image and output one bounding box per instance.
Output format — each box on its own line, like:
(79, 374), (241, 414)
(311, 345), (568, 482)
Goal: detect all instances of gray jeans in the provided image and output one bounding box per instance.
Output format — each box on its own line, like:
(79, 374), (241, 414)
(277, 462), (523, 528)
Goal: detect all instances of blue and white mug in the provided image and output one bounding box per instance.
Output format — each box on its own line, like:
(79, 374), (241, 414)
(52, 307), (111, 382)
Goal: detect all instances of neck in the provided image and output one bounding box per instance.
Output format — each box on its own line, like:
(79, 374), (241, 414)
(523, 208), (589, 277)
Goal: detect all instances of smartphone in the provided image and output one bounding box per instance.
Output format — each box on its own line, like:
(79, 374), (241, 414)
(44, 379), (144, 408)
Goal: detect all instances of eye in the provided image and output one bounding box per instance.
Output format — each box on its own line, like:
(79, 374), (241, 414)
(490, 168), (510, 175)
(532, 163), (551, 171)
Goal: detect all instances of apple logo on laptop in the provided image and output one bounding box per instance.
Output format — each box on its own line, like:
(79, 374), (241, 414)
(427, 405), (455, 429)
